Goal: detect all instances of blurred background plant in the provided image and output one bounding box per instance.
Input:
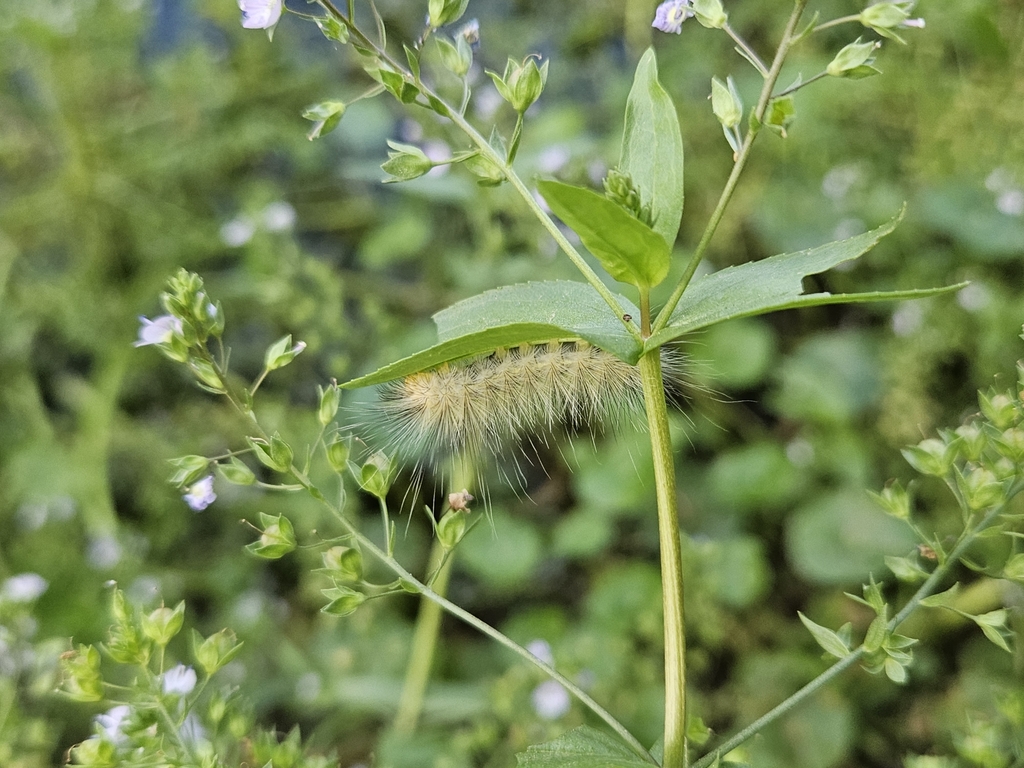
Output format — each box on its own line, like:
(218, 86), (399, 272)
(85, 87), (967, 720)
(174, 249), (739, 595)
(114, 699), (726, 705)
(0, 0), (1021, 765)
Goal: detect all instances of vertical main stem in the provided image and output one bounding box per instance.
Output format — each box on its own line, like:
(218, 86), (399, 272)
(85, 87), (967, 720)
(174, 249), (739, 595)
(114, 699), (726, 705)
(639, 350), (686, 768)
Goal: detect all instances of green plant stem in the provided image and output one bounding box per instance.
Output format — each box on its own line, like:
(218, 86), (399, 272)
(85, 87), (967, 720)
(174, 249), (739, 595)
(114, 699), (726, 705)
(651, 0), (809, 337)
(315, 0), (644, 347)
(773, 70), (829, 98)
(309, 481), (656, 764)
(690, 498), (1014, 768)
(812, 14), (860, 33)
(393, 536), (454, 735)
(639, 349), (686, 768)
(723, 23), (769, 77)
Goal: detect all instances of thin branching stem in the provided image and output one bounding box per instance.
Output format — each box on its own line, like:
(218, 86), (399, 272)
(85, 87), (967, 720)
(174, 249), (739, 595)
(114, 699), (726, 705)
(315, 0), (644, 346)
(724, 23), (769, 77)
(208, 356), (655, 764)
(652, 0), (810, 337)
(691, 495), (1017, 768)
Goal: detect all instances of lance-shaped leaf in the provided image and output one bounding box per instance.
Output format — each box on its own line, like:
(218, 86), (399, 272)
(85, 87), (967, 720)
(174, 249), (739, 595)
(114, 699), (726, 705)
(646, 209), (967, 351)
(341, 281), (641, 388)
(537, 180), (671, 289)
(620, 48), (684, 247)
(516, 726), (655, 768)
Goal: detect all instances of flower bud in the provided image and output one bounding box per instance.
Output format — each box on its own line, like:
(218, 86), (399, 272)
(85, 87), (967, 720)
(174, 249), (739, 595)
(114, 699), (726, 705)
(980, 390), (1020, 430)
(826, 39), (882, 79)
(1003, 553), (1024, 583)
(141, 601), (185, 646)
(489, 56), (548, 113)
(954, 423), (987, 462)
(870, 480), (910, 520)
(710, 76), (742, 129)
(248, 433), (293, 473)
(321, 586), (366, 617)
(764, 95), (796, 137)
(901, 437), (954, 477)
(245, 513), (297, 559)
(692, 0), (727, 29)
(314, 15), (349, 44)
(997, 428), (1024, 463)
(357, 452), (395, 499)
(437, 509), (467, 550)
(217, 456), (256, 486)
(859, 2), (924, 42)
(436, 34), (473, 79)
(318, 381), (341, 426)
(428, 0), (470, 28)
(303, 100), (346, 140)
(326, 435), (352, 474)
(381, 141), (434, 182)
(265, 334), (306, 372)
(463, 152), (505, 186)
(957, 466), (1003, 510)
(188, 357), (226, 393)
(168, 455), (211, 488)
(60, 645), (104, 702)
(193, 628), (244, 676)
(322, 546), (363, 582)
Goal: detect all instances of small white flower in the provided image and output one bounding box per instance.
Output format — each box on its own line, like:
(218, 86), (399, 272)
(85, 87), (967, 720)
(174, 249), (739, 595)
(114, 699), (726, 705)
(238, 0), (282, 30)
(531, 680), (570, 720)
(134, 315), (182, 347)
(1, 573), (49, 603)
(180, 712), (207, 744)
(220, 217), (256, 247)
(652, 0), (694, 34)
(184, 475), (216, 512)
(996, 188), (1024, 217)
(901, 17), (925, 28)
(87, 535), (123, 570)
(96, 705), (132, 742)
(163, 664), (197, 695)
(262, 201), (297, 232)
(526, 639), (554, 666)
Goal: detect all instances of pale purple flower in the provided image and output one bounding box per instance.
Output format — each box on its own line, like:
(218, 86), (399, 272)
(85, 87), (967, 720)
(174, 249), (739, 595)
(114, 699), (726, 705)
(238, 0), (282, 30)
(652, 0), (693, 33)
(183, 475), (216, 512)
(96, 705), (132, 742)
(901, 17), (925, 28)
(531, 680), (570, 720)
(1, 573), (49, 602)
(162, 664), (197, 695)
(134, 315), (182, 347)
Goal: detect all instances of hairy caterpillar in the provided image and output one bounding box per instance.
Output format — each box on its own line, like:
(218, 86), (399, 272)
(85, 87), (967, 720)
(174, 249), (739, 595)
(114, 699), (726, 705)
(370, 340), (684, 473)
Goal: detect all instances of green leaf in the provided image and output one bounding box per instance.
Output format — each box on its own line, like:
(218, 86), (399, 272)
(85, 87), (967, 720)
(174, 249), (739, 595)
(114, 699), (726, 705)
(341, 281), (641, 388)
(620, 48), (684, 247)
(972, 609), (1012, 652)
(798, 611), (851, 659)
(515, 726), (655, 768)
(537, 180), (671, 288)
(647, 210), (966, 350)
(919, 583), (960, 608)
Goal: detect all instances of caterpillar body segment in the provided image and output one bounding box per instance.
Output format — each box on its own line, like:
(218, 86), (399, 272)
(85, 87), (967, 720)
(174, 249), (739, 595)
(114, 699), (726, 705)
(373, 340), (682, 466)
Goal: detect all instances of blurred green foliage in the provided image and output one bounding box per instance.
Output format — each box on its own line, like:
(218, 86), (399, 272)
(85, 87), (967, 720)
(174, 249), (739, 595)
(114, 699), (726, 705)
(0, 0), (1022, 766)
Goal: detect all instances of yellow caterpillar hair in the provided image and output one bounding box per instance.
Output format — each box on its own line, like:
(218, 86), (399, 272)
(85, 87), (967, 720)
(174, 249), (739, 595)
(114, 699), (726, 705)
(371, 340), (683, 468)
